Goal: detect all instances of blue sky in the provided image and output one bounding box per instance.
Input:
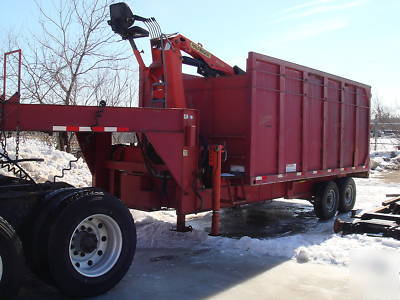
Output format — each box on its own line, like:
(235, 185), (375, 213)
(1, 0), (399, 106)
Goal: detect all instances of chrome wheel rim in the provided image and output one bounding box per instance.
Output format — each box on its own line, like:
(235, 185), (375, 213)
(0, 255), (3, 282)
(326, 189), (337, 211)
(69, 214), (122, 277)
(344, 185), (354, 206)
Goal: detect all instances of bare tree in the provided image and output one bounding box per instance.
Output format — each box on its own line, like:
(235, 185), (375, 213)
(372, 96), (394, 122)
(20, 0), (137, 152)
(371, 96), (400, 151)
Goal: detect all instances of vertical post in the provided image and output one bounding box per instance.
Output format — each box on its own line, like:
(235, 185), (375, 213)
(339, 83), (346, 168)
(374, 119), (377, 151)
(209, 144), (223, 236)
(176, 214), (187, 232)
(278, 66), (286, 174)
(302, 72), (309, 173)
(17, 50), (22, 94)
(322, 77), (328, 170)
(353, 87), (360, 166)
(3, 52), (6, 99)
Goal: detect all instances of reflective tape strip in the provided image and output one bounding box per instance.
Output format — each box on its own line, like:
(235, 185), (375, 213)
(52, 126), (67, 131)
(52, 126), (129, 132)
(91, 127), (105, 132)
(66, 126), (79, 132)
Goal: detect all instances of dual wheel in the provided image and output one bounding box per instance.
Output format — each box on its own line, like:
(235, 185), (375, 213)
(314, 177), (356, 220)
(26, 188), (137, 297)
(0, 217), (24, 299)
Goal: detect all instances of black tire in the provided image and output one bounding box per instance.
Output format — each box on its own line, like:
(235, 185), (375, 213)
(0, 217), (24, 299)
(336, 177), (356, 213)
(47, 191), (136, 297)
(314, 181), (339, 220)
(27, 187), (84, 280)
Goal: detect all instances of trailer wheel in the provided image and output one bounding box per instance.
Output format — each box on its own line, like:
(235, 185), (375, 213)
(27, 187), (79, 279)
(47, 191), (136, 297)
(314, 181), (339, 220)
(0, 217), (24, 299)
(336, 177), (356, 213)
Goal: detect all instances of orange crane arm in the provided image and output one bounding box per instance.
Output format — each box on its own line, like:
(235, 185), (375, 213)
(165, 34), (237, 77)
(108, 2), (244, 108)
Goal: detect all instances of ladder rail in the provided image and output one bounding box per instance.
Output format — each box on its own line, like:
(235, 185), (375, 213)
(2, 49), (22, 100)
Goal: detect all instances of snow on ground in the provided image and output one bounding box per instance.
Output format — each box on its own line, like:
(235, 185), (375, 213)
(370, 137), (400, 171)
(0, 137), (91, 187)
(132, 173), (400, 267)
(132, 175), (400, 267)
(2, 137), (400, 269)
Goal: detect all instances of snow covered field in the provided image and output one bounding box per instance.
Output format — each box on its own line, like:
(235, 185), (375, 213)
(2, 137), (400, 271)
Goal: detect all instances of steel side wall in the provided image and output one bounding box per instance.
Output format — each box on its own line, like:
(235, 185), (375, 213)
(184, 52), (370, 186)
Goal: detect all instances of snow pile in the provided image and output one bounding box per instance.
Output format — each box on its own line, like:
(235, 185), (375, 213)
(206, 229), (400, 267)
(132, 210), (209, 248)
(0, 137), (91, 187)
(370, 150), (400, 171)
(370, 137), (400, 171)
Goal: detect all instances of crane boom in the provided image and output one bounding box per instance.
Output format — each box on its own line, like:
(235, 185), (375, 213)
(166, 33), (236, 77)
(108, 2), (244, 108)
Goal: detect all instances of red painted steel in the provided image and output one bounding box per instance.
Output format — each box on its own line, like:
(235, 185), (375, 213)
(2, 103), (195, 132)
(2, 49), (22, 102)
(139, 34), (235, 109)
(184, 52), (370, 187)
(209, 145), (223, 236)
(167, 34), (235, 76)
(1, 47), (370, 228)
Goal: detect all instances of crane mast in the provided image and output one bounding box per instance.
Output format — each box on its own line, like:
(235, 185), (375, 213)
(108, 2), (244, 109)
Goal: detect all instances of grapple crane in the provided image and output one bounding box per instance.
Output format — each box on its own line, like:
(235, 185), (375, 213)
(108, 2), (244, 108)
(0, 1), (371, 298)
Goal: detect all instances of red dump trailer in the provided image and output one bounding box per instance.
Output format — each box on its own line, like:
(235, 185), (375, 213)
(185, 51), (370, 186)
(0, 2), (370, 298)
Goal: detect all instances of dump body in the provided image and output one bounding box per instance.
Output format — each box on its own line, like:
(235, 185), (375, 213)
(185, 52), (370, 184)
